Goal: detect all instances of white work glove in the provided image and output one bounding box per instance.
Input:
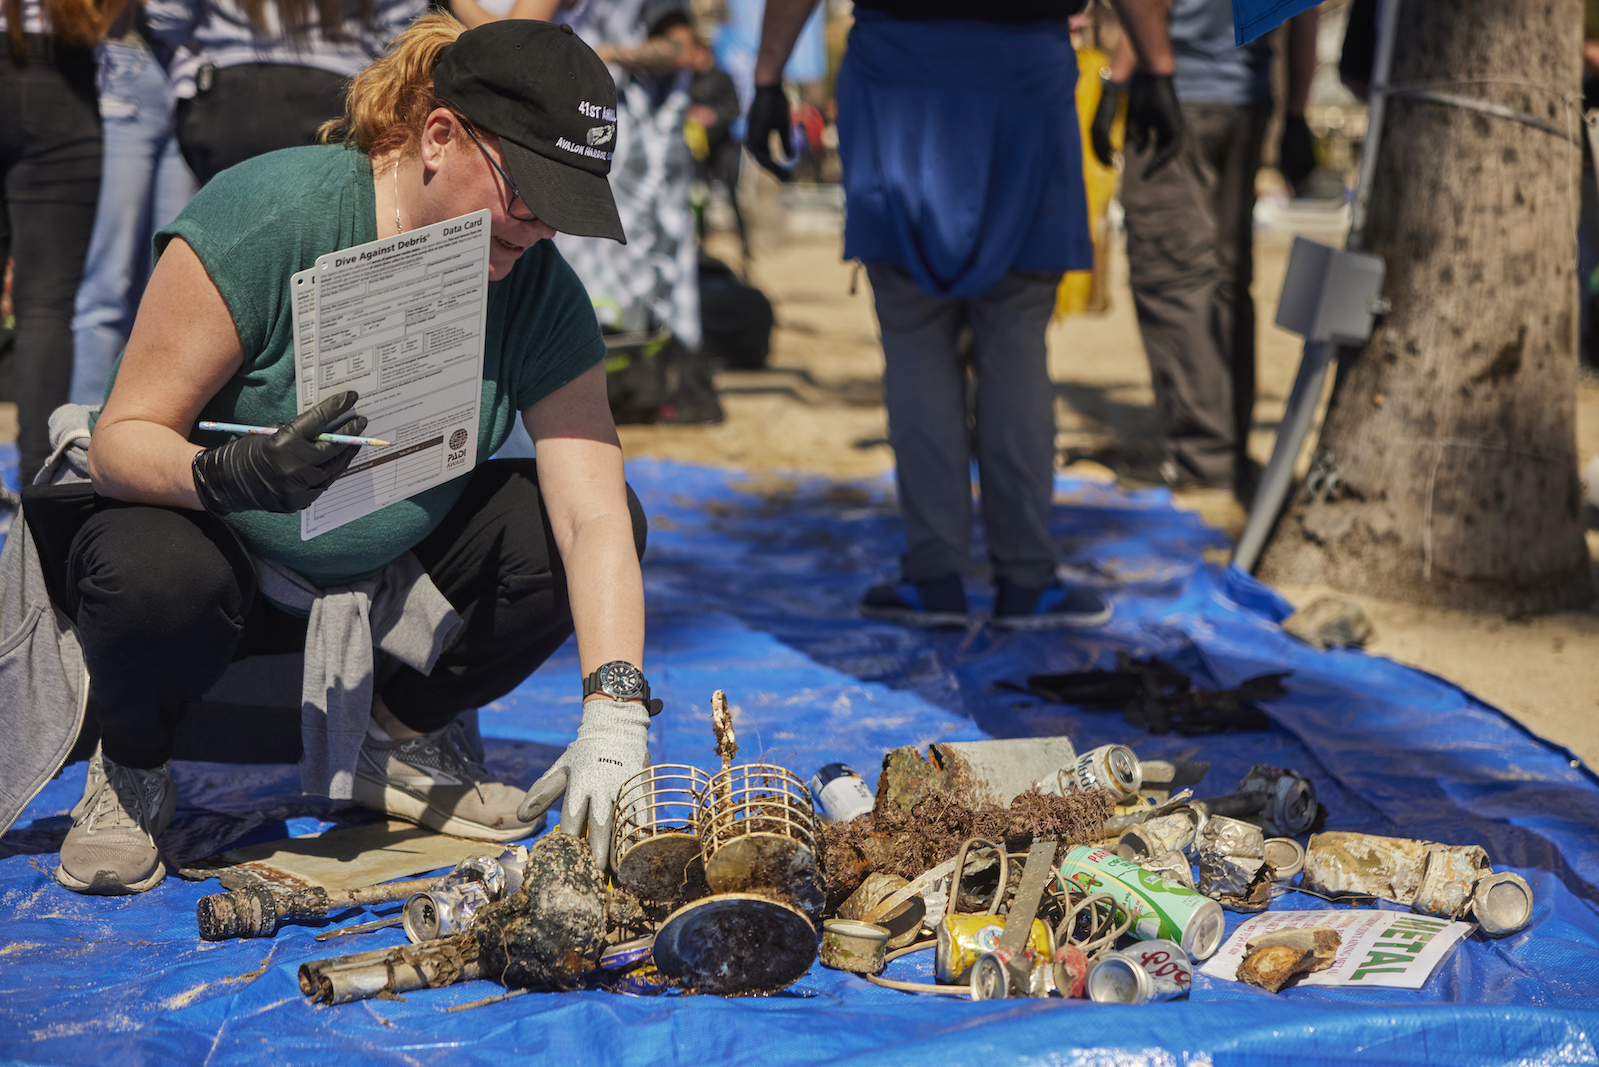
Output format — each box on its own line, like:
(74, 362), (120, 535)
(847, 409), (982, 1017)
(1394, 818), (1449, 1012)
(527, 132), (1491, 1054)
(516, 698), (650, 873)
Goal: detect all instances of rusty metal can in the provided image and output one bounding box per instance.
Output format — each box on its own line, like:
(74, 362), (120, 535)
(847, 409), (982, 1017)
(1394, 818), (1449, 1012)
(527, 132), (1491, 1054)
(1086, 939), (1193, 1004)
(934, 914), (1051, 984)
(820, 919), (890, 973)
(1066, 745), (1144, 801)
(1261, 837), (1306, 882)
(838, 871), (926, 950)
(403, 881), (491, 943)
(1058, 845), (1226, 960)
(1238, 764), (1318, 837)
(1412, 845), (1490, 919)
(1471, 871), (1533, 937)
(808, 763), (876, 824)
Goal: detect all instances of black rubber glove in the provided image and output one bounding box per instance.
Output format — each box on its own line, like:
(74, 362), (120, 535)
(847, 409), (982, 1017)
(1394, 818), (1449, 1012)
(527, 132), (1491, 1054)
(1279, 114), (1317, 194)
(745, 83), (794, 181)
(191, 391), (367, 515)
(1090, 77), (1125, 167)
(1126, 73), (1185, 179)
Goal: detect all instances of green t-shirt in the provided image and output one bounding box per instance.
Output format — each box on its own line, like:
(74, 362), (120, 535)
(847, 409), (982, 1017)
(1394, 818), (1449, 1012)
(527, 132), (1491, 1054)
(145, 144), (605, 585)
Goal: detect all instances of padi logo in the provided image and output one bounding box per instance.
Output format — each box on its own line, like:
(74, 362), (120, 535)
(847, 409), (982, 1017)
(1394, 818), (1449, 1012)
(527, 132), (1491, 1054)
(578, 100), (616, 121)
(586, 124), (614, 147)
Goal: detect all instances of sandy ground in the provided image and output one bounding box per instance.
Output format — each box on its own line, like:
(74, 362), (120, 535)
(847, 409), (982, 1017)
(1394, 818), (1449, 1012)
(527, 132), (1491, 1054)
(8, 198), (1593, 769)
(625, 200), (1599, 770)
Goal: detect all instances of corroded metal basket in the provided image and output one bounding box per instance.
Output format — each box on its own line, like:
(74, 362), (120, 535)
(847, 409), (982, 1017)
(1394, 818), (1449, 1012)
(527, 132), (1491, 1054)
(700, 763), (822, 916)
(611, 764), (713, 903)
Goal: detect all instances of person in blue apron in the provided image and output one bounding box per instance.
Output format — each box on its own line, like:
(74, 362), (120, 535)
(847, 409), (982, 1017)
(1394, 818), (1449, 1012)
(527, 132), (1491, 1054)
(748, 0), (1183, 629)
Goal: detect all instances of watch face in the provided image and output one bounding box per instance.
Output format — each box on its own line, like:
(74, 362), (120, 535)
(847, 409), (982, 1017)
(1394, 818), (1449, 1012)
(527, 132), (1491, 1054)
(601, 661), (645, 699)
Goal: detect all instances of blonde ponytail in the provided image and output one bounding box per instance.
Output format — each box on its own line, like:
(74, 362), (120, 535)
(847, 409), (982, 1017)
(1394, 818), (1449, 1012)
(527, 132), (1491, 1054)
(318, 11), (465, 156)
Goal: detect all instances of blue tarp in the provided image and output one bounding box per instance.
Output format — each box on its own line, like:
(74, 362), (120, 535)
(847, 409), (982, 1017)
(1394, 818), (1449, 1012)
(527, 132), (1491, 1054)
(2, 456), (1597, 1066)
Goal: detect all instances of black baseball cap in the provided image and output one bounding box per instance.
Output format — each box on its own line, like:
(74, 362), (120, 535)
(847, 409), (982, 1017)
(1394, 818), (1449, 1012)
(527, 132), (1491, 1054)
(435, 21), (626, 243)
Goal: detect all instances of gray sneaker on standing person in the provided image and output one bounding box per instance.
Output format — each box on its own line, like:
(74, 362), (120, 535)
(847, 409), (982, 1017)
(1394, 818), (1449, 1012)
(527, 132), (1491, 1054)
(56, 746), (177, 895)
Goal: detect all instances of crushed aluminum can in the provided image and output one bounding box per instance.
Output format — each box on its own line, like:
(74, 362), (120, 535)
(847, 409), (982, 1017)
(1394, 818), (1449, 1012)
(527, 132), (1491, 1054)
(1195, 814), (1264, 860)
(1411, 845), (1491, 919)
(1237, 764), (1318, 837)
(820, 919), (890, 974)
(1261, 837), (1306, 883)
(1058, 845), (1226, 960)
(444, 853), (509, 901)
(1139, 849), (1196, 890)
(403, 881), (492, 943)
(1086, 939), (1193, 1004)
(934, 914), (1051, 984)
(1118, 810), (1201, 861)
(1471, 871), (1534, 937)
(1302, 832), (1439, 903)
(1200, 853), (1266, 897)
(808, 763), (876, 824)
(1066, 745), (1144, 802)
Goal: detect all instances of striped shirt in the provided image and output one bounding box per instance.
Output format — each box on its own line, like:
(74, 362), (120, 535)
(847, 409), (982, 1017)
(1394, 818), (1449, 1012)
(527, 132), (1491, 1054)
(145, 0), (423, 87)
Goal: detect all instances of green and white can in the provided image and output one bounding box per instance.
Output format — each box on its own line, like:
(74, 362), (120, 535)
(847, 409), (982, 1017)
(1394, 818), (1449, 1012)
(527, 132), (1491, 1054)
(1058, 844), (1225, 960)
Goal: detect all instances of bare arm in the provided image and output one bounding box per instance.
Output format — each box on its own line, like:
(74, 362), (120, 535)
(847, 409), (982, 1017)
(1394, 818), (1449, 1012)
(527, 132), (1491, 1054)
(596, 24), (694, 73)
(1286, 8), (1318, 116)
(753, 0), (818, 85)
(88, 238), (244, 508)
(523, 362), (645, 680)
(1108, 0), (1174, 76)
(1108, 29), (1137, 81)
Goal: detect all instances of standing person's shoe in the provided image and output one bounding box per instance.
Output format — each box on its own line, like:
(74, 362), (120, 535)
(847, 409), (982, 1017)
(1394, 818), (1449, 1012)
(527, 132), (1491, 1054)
(57, 747), (176, 895)
(859, 573), (969, 628)
(353, 718), (546, 842)
(991, 580), (1113, 631)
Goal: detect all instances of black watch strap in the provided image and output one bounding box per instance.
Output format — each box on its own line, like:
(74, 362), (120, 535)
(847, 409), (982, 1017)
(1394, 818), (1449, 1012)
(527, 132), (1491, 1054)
(583, 661), (663, 716)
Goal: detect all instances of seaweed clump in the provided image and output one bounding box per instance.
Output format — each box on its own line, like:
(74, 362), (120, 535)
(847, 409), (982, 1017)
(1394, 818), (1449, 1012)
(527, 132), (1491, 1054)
(821, 786), (1114, 900)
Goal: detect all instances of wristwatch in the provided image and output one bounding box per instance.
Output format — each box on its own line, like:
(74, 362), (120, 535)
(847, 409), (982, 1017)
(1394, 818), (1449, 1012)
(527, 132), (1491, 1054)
(583, 660), (663, 716)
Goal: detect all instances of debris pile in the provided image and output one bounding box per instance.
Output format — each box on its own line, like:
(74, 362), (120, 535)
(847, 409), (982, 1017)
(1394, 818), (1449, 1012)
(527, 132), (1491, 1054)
(209, 688), (1533, 1009)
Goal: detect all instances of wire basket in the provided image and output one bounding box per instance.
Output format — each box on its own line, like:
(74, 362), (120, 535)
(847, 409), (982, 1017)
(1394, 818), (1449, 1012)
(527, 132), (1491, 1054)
(611, 764), (713, 903)
(699, 763), (822, 914)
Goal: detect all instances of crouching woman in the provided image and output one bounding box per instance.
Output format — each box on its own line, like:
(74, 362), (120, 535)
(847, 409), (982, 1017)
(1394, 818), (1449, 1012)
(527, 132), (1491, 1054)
(0, 14), (656, 895)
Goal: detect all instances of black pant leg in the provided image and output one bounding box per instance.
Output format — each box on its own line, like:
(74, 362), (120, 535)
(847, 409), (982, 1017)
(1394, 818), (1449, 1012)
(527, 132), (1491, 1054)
(67, 500), (257, 768)
(176, 63), (347, 185)
(1, 41), (102, 480)
(381, 459), (648, 732)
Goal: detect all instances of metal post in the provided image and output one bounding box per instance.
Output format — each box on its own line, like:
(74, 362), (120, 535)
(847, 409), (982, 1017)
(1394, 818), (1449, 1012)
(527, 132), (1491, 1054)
(1232, 0), (1402, 572)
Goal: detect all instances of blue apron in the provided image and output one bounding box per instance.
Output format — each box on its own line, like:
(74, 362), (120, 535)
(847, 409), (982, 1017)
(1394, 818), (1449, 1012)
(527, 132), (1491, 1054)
(836, 11), (1092, 299)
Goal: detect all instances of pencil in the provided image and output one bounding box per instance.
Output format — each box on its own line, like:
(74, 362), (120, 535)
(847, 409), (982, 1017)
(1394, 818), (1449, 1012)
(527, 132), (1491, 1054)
(198, 420), (392, 447)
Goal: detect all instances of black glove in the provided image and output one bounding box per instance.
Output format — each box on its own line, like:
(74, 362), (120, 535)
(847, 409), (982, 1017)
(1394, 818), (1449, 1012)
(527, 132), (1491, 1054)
(1279, 114), (1317, 193)
(1090, 77), (1125, 167)
(745, 83), (794, 181)
(1126, 73), (1185, 179)
(191, 391), (367, 515)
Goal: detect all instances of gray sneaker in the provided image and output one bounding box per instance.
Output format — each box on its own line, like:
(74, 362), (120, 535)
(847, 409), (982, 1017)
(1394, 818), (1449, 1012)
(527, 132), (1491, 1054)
(57, 747), (176, 895)
(352, 719), (545, 842)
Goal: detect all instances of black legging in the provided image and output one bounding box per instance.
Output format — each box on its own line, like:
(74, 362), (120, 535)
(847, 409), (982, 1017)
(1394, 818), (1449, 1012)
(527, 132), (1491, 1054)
(62, 459), (648, 768)
(175, 63), (348, 185)
(0, 35), (101, 481)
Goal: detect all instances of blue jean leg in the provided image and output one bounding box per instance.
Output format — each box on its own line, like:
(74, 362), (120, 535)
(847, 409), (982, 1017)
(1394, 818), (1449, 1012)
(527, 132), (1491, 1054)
(70, 40), (197, 407)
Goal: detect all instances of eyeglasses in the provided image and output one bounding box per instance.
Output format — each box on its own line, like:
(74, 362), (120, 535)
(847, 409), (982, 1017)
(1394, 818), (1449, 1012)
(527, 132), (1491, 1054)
(459, 120), (539, 224)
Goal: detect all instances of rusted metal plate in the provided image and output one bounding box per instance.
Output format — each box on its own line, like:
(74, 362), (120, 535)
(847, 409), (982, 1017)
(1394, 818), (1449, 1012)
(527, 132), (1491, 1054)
(878, 737), (1080, 811)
